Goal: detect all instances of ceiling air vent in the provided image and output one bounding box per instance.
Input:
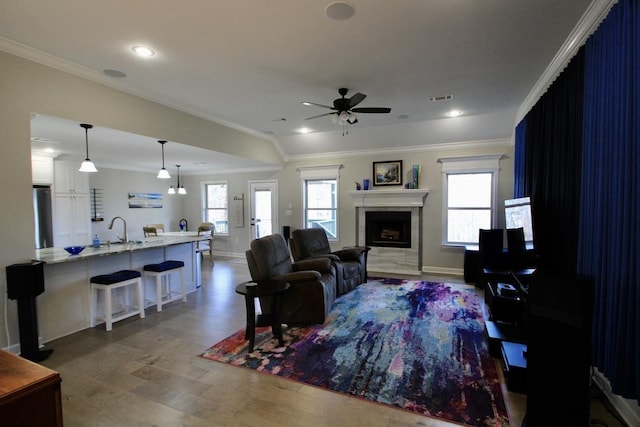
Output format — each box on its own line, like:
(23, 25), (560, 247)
(429, 94), (453, 102)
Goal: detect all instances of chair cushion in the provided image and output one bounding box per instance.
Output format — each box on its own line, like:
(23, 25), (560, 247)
(143, 260), (185, 272)
(290, 228), (331, 260)
(91, 270), (141, 285)
(249, 234), (293, 280)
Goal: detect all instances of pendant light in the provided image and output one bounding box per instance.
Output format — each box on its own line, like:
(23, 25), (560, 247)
(78, 123), (98, 172)
(156, 140), (171, 179)
(168, 165), (187, 195)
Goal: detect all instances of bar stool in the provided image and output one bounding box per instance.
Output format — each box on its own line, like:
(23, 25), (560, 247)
(142, 260), (186, 312)
(90, 270), (145, 331)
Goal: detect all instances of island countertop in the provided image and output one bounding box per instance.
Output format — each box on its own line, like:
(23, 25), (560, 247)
(34, 232), (207, 264)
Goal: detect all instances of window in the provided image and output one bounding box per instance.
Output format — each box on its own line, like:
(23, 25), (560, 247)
(439, 155), (502, 246)
(305, 179), (338, 238)
(203, 182), (229, 235)
(298, 165), (341, 240)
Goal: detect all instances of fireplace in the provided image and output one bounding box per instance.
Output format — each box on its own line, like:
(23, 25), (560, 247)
(351, 188), (428, 275)
(365, 211), (411, 248)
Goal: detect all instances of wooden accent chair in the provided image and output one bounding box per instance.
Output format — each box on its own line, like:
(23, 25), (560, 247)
(142, 226), (158, 237)
(146, 223), (165, 233)
(196, 222), (215, 264)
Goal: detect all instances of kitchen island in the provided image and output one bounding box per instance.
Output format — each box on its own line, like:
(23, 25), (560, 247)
(32, 232), (207, 342)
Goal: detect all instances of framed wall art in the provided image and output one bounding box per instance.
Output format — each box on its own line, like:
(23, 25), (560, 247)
(373, 160), (403, 186)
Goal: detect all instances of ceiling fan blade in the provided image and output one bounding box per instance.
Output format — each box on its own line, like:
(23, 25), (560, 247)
(351, 107), (391, 114)
(305, 112), (335, 120)
(301, 101), (335, 110)
(347, 92), (366, 109)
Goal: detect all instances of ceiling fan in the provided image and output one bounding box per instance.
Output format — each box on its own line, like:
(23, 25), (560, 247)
(302, 88), (391, 126)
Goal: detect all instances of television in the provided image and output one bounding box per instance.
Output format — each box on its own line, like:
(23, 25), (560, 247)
(505, 197), (534, 249)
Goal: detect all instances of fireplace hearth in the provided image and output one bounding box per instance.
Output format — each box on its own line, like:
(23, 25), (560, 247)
(365, 211), (411, 248)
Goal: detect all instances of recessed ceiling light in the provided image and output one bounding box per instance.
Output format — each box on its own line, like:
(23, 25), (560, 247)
(446, 110), (463, 118)
(326, 2), (355, 21)
(298, 127), (312, 134)
(130, 45), (155, 58)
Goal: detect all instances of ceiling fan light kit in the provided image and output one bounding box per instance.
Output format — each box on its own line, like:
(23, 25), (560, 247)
(303, 87), (390, 134)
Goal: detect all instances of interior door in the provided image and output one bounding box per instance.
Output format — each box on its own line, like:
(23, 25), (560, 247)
(249, 180), (278, 240)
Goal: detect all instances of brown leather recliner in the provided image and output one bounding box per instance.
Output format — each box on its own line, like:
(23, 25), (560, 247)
(289, 228), (367, 296)
(245, 234), (336, 325)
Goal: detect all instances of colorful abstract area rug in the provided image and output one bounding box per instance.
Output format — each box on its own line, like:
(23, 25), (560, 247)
(200, 278), (509, 426)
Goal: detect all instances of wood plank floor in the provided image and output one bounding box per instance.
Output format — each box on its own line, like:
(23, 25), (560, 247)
(39, 258), (620, 426)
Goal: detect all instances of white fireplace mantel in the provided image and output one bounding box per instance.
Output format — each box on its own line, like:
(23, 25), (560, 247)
(349, 189), (429, 207)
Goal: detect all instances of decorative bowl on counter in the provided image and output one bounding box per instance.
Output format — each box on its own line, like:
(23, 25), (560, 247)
(64, 246), (86, 255)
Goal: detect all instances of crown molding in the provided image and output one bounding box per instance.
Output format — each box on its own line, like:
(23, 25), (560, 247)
(515, 0), (617, 123)
(283, 138), (512, 162)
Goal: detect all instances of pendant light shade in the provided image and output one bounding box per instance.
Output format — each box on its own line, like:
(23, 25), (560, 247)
(157, 140), (171, 179)
(168, 165), (187, 195)
(78, 123), (98, 172)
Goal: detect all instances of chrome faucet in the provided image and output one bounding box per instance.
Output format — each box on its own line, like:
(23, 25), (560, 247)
(108, 216), (128, 243)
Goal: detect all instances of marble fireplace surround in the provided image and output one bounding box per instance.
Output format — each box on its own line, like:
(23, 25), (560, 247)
(349, 189), (429, 275)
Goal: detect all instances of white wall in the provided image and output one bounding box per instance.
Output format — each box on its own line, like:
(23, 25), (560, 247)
(89, 168), (185, 242)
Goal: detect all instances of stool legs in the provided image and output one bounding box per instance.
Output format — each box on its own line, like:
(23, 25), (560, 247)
(179, 267), (186, 302)
(91, 277), (145, 332)
(104, 286), (113, 331)
(144, 267), (186, 312)
(154, 274), (163, 312)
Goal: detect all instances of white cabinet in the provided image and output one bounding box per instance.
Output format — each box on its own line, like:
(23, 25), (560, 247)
(53, 193), (91, 247)
(53, 160), (89, 194)
(32, 155), (54, 185)
(52, 160), (91, 247)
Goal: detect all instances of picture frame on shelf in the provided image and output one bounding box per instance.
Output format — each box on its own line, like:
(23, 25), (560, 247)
(373, 160), (403, 186)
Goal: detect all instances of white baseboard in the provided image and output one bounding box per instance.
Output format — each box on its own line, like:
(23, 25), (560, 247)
(213, 251), (245, 259)
(368, 268), (422, 276)
(422, 266), (464, 277)
(593, 368), (640, 426)
(2, 343), (20, 354)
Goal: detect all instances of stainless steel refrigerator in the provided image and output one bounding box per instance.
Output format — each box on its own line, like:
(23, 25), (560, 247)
(33, 185), (54, 249)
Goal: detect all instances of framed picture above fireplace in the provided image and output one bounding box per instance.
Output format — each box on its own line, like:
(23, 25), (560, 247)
(373, 160), (403, 186)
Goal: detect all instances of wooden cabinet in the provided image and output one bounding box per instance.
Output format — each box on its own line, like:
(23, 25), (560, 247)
(0, 350), (63, 426)
(53, 160), (91, 247)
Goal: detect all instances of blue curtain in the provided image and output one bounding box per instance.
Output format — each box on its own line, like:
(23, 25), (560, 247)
(514, 118), (527, 198)
(578, 0), (640, 399)
(514, 49), (585, 274)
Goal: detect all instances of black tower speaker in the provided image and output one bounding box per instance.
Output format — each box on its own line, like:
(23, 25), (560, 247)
(524, 272), (594, 427)
(5, 261), (52, 361)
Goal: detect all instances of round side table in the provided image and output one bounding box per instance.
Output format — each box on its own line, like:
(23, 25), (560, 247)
(235, 280), (290, 352)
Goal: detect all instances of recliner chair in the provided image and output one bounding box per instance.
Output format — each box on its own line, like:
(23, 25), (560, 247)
(289, 228), (367, 295)
(245, 234), (336, 324)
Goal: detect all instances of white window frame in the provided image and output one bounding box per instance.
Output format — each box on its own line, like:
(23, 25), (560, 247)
(201, 180), (229, 236)
(298, 165), (342, 241)
(438, 155), (502, 247)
